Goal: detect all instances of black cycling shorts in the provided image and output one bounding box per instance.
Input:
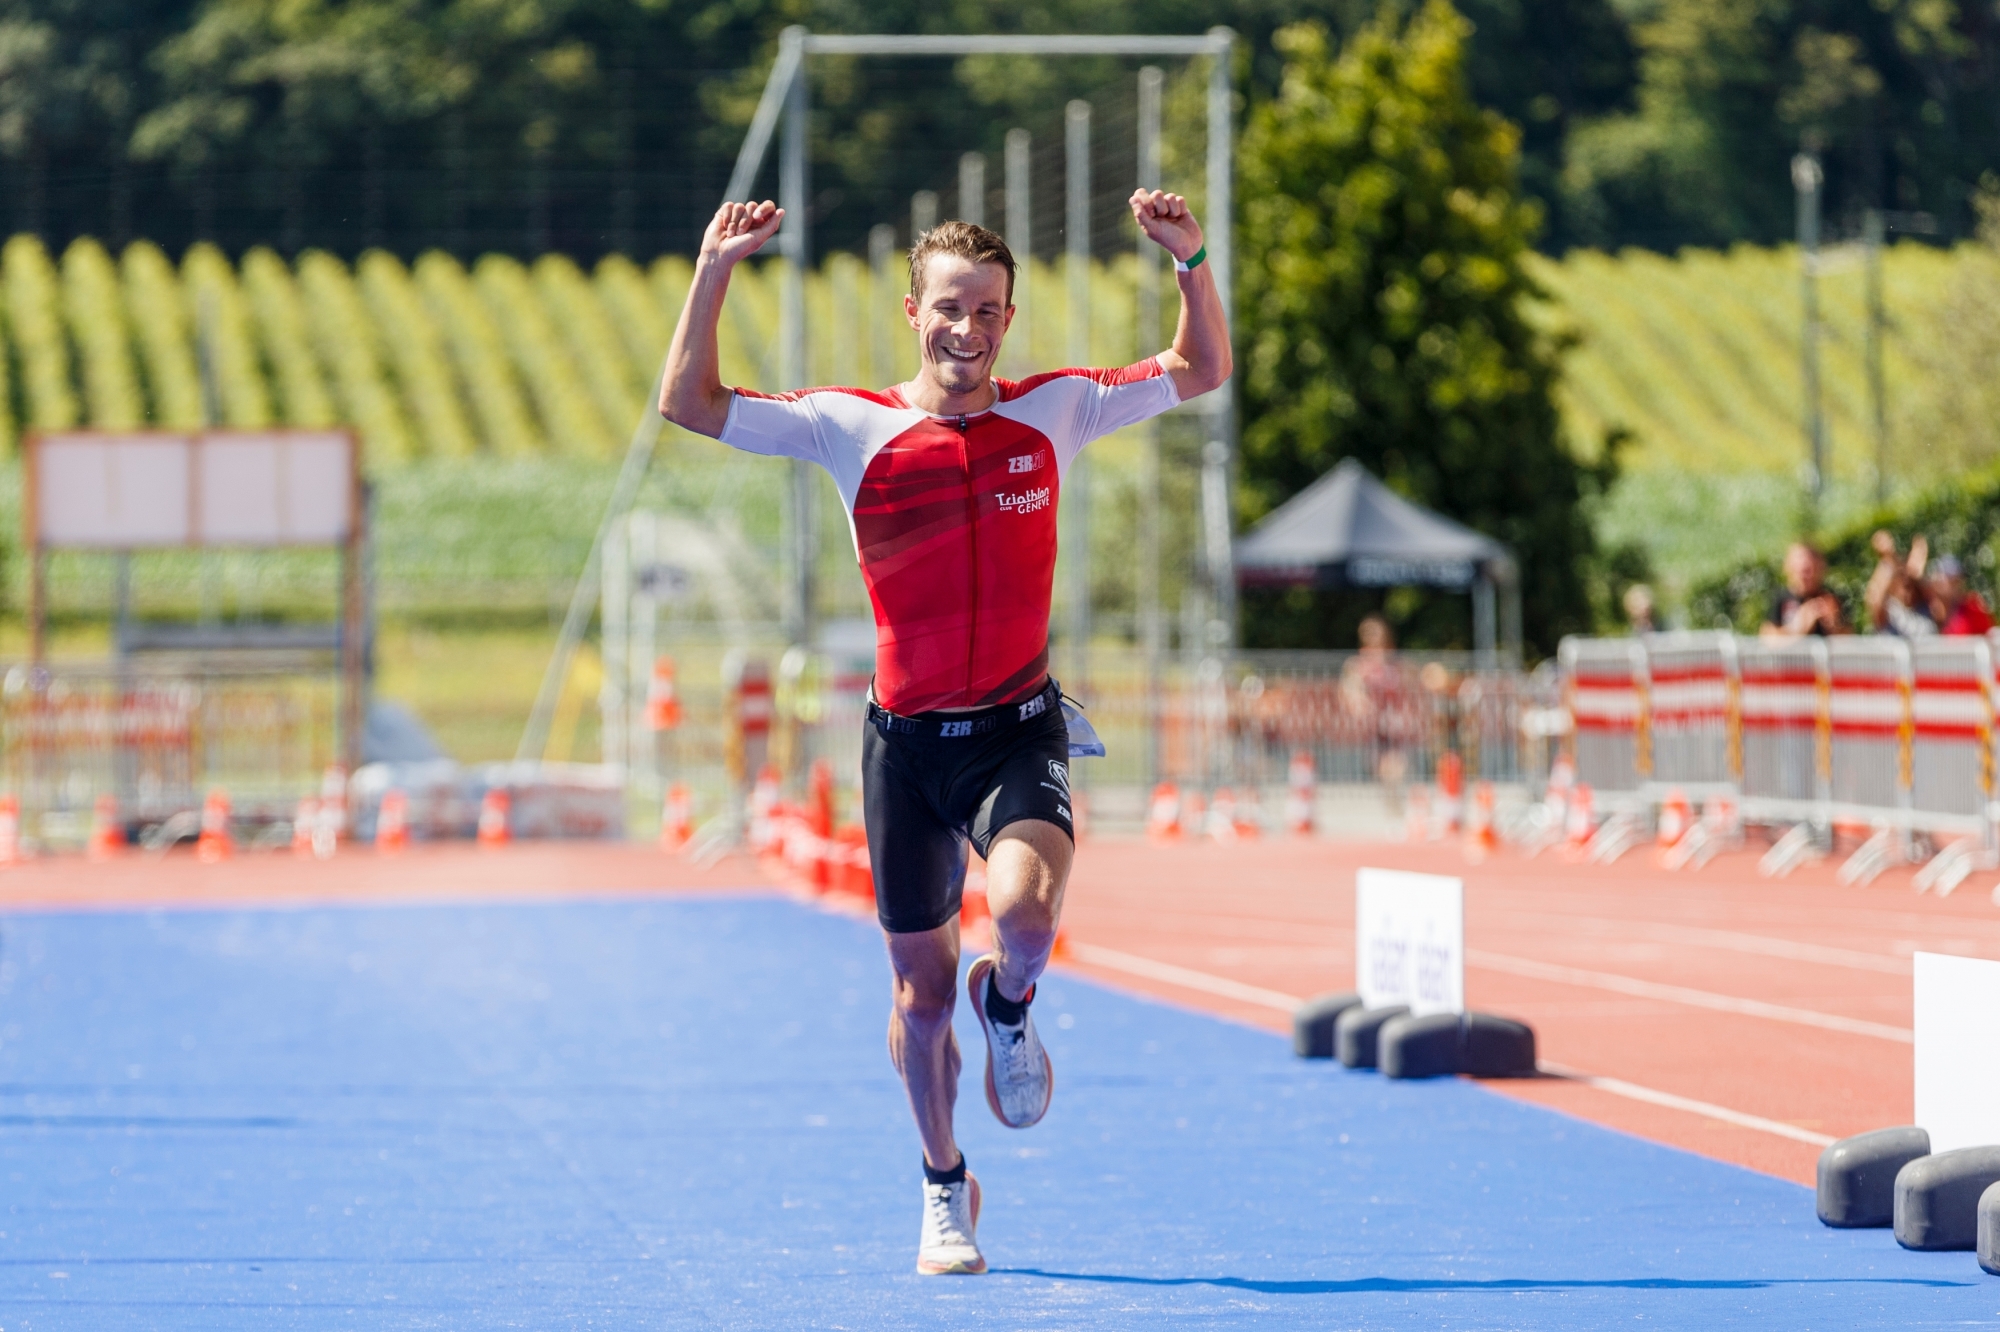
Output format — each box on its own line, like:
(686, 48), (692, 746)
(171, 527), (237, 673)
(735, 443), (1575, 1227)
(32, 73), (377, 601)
(862, 676), (1073, 934)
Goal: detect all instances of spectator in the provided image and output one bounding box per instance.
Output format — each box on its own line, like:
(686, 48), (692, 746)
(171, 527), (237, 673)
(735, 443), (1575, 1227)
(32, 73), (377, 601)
(1864, 530), (1937, 637)
(1762, 542), (1848, 639)
(1340, 615), (1400, 717)
(1622, 583), (1658, 635)
(1342, 615), (1411, 787)
(1925, 555), (1993, 636)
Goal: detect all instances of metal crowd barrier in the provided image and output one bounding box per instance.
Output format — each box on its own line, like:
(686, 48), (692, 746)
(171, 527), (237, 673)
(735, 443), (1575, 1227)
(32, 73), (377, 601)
(0, 657), (340, 848)
(1073, 649), (1546, 793)
(1559, 631), (1998, 846)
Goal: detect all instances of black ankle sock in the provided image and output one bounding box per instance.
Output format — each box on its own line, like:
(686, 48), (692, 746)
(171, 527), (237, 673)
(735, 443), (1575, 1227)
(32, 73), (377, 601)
(983, 973), (1032, 1025)
(923, 1153), (967, 1187)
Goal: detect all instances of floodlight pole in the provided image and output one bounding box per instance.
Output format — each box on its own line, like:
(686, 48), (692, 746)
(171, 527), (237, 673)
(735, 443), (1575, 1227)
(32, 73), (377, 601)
(1793, 151), (1825, 523)
(868, 223), (897, 383)
(1203, 28), (1238, 661)
(779, 29), (815, 658)
(959, 152), (986, 228)
(1004, 128), (1032, 377)
(1864, 207), (1887, 506)
(1136, 66), (1164, 786)
(1065, 99), (1093, 697)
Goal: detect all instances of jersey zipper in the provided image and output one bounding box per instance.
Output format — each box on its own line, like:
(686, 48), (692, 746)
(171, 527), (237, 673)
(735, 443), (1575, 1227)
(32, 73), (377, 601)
(958, 414), (979, 701)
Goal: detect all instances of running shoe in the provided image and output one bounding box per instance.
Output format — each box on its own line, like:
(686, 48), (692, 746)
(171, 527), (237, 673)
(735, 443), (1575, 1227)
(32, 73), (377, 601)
(967, 953), (1054, 1128)
(916, 1171), (985, 1275)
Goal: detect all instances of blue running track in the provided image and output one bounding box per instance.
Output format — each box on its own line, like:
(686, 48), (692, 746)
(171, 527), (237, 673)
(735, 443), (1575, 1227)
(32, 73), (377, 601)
(0, 895), (1986, 1329)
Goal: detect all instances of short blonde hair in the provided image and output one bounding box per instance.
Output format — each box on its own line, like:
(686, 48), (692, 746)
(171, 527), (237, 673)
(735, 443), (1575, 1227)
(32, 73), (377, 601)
(908, 220), (1017, 305)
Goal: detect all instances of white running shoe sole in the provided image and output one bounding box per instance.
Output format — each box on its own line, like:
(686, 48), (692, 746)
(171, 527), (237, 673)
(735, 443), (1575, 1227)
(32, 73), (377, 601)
(967, 954), (1054, 1129)
(916, 1173), (985, 1275)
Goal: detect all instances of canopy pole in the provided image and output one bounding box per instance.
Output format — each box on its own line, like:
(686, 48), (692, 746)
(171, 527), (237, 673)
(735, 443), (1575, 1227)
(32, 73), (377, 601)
(1472, 576), (1497, 664)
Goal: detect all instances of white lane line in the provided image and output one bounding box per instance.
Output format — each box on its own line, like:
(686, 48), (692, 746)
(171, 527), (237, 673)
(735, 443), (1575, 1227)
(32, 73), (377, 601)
(1499, 915), (1915, 976)
(1537, 1062), (1837, 1147)
(1465, 949), (1914, 1043)
(1056, 945), (1841, 1147)
(1059, 941), (1302, 1011)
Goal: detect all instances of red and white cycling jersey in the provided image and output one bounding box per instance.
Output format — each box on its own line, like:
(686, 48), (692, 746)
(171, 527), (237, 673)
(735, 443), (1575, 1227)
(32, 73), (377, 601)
(721, 360), (1179, 713)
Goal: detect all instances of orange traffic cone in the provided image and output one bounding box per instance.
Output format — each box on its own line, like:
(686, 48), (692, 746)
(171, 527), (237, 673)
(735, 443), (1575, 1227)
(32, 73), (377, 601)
(1656, 787), (1692, 848)
(1405, 785), (1432, 843)
(1702, 792), (1739, 843)
(376, 789), (410, 854)
(1562, 783), (1595, 859)
(1180, 788), (1206, 839)
(748, 765), (782, 853)
(87, 793), (123, 861)
(660, 783), (694, 852)
(1285, 751), (1316, 835)
(645, 655), (684, 731)
(477, 788), (511, 847)
(1231, 787), (1262, 838)
(1464, 780), (1499, 861)
(808, 760), (835, 889)
(0, 794), (24, 866)
(312, 797), (341, 860)
(1146, 782), (1182, 841)
(196, 789), (232, 862)
(319, 766), (348, 842)
(292, 798), (319, 856)
(1207, 788), (1239, 842)
(1438, 752), (1465, 837)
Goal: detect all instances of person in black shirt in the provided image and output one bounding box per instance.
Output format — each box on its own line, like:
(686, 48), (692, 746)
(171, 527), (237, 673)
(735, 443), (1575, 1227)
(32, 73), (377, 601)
(1761, 541), (1847, 639)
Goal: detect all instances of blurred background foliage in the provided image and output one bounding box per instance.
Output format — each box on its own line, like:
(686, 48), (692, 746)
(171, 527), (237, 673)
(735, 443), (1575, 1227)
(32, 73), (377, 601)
(1236, 2), (1613, 653)
(0, 0), (1996, 669)
(0, 0), (1994, 261)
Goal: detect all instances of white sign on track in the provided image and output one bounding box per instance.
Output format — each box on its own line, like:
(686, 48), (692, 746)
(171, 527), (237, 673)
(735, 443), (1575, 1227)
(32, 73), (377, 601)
(1913, 952), (2000, 1153)
(1355, 867), (1464, 1016)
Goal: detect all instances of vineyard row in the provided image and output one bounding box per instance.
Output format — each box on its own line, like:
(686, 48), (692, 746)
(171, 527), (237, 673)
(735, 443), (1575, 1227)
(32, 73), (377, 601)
(0, 234), (1990, 481)
(0, 236), (1171, 467)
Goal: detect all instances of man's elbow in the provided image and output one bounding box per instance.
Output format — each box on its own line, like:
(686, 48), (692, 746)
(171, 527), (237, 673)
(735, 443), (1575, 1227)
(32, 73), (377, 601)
(659, 388), (725, 438)
(1190, 350), (1233, 398)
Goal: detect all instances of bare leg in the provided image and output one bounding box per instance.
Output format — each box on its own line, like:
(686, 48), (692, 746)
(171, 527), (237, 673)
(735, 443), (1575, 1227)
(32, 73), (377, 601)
(886, 919), (963, 1170)
(983, 819), (1074, 1003)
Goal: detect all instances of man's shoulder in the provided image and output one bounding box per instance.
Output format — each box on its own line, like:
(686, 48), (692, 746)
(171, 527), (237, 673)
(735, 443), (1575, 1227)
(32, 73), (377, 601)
(995, 359), (1166, 402)
(734, 384), (911, 409)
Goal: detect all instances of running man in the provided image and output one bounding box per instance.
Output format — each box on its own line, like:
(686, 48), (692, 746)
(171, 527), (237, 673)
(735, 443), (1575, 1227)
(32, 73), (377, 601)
(660, 191), (1230, 1274)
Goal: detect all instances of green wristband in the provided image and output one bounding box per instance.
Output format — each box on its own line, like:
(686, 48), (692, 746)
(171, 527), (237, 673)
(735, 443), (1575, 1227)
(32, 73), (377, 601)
(1175, 244), (1207, 273)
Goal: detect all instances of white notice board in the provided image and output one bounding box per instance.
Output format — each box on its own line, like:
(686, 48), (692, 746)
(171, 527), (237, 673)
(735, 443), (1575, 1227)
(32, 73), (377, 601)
(1355, 867), (1464, 1016)
(1913, 952), (2000, 1153)
(32, 430), (355, 550)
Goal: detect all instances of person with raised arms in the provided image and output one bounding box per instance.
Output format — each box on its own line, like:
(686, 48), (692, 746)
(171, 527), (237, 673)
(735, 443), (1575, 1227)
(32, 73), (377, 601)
(660, 190), (1230, 1275)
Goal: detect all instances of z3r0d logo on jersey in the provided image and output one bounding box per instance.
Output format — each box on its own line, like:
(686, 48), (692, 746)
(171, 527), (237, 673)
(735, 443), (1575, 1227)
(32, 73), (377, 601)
(995, 486), (1051, 516)
(1007, 451), (1045, 474)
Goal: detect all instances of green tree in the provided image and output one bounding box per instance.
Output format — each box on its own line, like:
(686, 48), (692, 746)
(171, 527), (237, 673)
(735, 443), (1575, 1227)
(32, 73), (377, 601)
(1560, 0), (2000, 248)
(1236, 2), (1611, 652)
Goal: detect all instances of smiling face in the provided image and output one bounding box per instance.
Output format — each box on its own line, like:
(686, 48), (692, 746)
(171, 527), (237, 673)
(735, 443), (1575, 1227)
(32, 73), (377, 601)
(905, 254), (1014, 401)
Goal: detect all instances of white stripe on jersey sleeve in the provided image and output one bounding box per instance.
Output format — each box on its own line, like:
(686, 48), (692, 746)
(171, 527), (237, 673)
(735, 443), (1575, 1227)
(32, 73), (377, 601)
(992, 365), (1180, 477)
(719, 389), (924, 543)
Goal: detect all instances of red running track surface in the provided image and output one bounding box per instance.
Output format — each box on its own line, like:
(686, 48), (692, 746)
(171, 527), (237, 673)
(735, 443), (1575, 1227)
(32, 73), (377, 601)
(1052, 834), (2000, 1185)
(7, 833), (1995, 1187)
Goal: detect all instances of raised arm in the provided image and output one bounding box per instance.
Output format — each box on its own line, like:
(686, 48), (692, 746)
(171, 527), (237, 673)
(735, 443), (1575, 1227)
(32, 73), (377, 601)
(1129, 189), (1233, 401)
(658, 200), (785, 438)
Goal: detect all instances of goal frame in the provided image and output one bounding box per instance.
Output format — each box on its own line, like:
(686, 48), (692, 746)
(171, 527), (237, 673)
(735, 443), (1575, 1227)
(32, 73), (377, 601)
(726, 27), (1241, 656)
